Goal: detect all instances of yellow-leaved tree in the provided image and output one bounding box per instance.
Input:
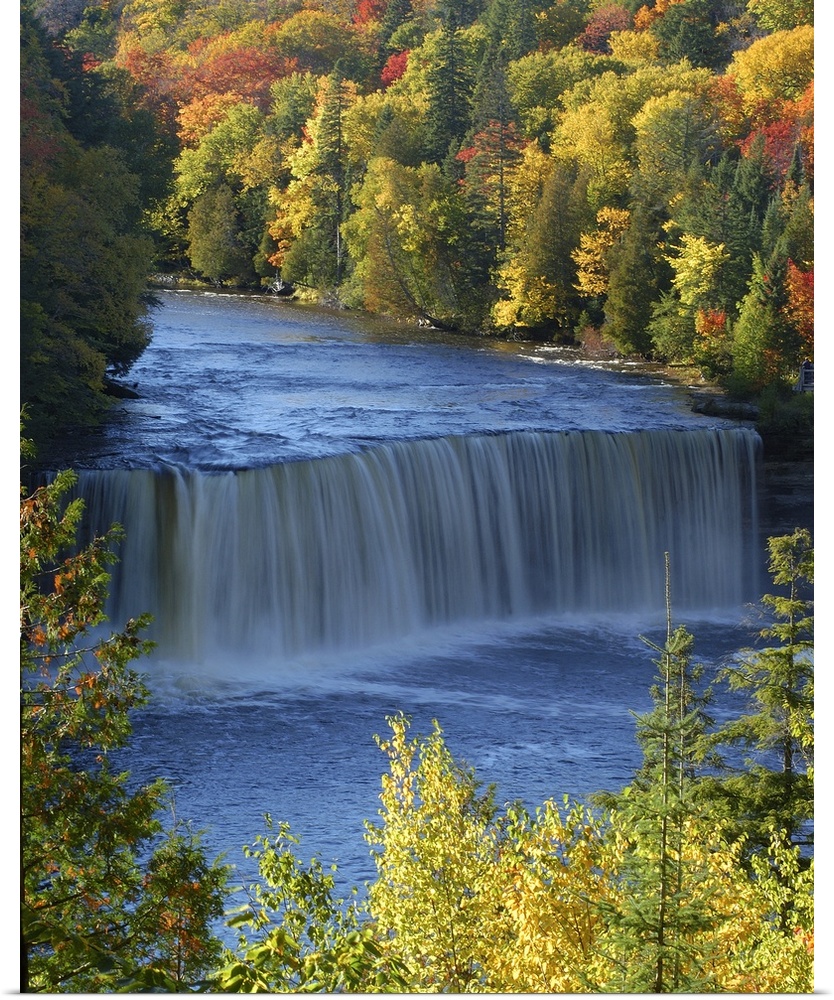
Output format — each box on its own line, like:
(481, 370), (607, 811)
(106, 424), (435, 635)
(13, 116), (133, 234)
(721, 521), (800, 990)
(364, 715), (615, 992)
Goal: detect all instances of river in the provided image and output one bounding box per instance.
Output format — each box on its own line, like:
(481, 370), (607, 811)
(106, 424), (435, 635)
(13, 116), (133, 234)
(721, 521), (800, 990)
(40, 289), (812, 903)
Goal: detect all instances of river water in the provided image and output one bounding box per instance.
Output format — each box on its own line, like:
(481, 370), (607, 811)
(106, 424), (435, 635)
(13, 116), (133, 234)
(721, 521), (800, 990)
(43, 290), (808, 902)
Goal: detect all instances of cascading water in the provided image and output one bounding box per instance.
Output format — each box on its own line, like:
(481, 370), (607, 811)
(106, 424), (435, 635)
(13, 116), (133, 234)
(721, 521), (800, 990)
(75, 426), (761, 664)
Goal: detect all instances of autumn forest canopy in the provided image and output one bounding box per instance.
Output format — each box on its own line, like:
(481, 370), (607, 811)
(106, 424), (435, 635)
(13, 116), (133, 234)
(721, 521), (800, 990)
(21, 0), (813, 445)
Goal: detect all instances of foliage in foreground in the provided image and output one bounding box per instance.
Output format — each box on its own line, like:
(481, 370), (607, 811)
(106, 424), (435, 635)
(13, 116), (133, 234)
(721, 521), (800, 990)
(20, 466), (228, 993)
(20, 468), (813, 992)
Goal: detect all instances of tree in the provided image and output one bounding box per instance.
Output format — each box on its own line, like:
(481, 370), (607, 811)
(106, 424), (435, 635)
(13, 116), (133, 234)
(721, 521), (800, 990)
(424, 20), (475, 163)
(730, 245), (806, 393)
(727, 25), (814, 118)
(480, 0), (537, 61)
(533, 0), (591, 51)
(272, 10), (374, 82)
(215, 817), (407, 992)
(650, 0), (730, 71)
(577, 4), (632, 53)
(277, 69), (359, 288)
(365, 715), (502, 991)
(573, 205), (631, 300)
(493, 158), (589, 336)
(556, 61), (713, 211)
(460, 121), (524, 250)
(708, 528), (813, 857)
(631, 89), (720, 212)
(20, 463), (228, 992)
(506, 46), (614, 147)
(649, 233), (729, 361)
(378, 0), (413, 60)
(588, 557), (725, 993)
(603, 205), (668, 355)
(344, 157), (492, 327)
(784, 260), (813, 358)
(187, 182), (258, 283)
(21, 7), (158, 447)
(746, 0), (813, 32)
(667, 145), (773, 321)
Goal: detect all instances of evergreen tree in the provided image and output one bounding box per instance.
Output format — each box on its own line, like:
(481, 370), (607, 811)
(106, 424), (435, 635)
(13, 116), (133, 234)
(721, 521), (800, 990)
(481, 0), (537, 62)
(280, 68), (357, 288)
(493, 158), (589, 335)
(436, 0), (485, 29)
(187, 183), (257, 284)
(424, 20), (474, 163)
(651, 0), (730, 71)
(604, 206), (668, 355)
(707, 529), (813, 858)
(313, 65), (352, 283)
(590, 556), (721, 992)
(379, 0), (413, 60)
(669, 154), (748, 316)
(464, 50), (522, 253)
(730, 251), (800, 392)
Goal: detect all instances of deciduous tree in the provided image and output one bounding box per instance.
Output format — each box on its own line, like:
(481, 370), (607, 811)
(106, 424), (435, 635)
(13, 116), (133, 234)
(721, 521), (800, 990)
(728, 24), (814, 118)
(21, 465), (227, 993)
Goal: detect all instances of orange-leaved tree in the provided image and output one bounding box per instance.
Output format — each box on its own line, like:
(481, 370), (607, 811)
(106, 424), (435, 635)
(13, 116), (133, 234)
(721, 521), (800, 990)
(20, 449), (228, 993)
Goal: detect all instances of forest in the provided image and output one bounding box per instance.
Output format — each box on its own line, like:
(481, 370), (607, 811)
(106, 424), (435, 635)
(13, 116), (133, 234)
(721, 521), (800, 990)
(21, 0), (813, 448)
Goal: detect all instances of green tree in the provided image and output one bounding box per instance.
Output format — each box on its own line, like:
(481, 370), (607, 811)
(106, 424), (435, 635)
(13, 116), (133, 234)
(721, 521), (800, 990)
(493, 157), (589, 336)
(708, 528), (813, 857)
(20, 464), (228, 993)
(187, 182), (257, 283)
(746, 0), (813, 31)
(481, 0), (537, 61)
(631, 89), (719, 212)
(650, 0), (730, 71)
(589, 557), (722, 992)
(506, 45), (614, 146)
(272, 10), (375, 82)
(668, 148), (772, 320)
(730, 252), (797, 392)
(603, 205), (668, 355)
(279, 69), (359, 289)
(215, 817), (407, 992)
(379, 0), (413, 60)
(424, 19), (475, 163)
(533, 0), (591, 51)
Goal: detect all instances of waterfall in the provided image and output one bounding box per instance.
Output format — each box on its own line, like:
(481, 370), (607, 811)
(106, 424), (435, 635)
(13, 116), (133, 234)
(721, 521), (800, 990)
(74, 428), (761, 661)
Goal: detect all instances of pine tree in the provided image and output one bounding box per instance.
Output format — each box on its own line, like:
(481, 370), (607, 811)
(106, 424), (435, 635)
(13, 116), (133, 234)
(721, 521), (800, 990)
(379, 0), (413, 59)
(280, 68), (357, 288)
(425, 19), (474, 163)
(707, 529), (813, 859)
(604, 205), (668, 355)
(589, 555), (720, 992)
(314, 65), (352, 283)
(481, 0), (537, 61)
